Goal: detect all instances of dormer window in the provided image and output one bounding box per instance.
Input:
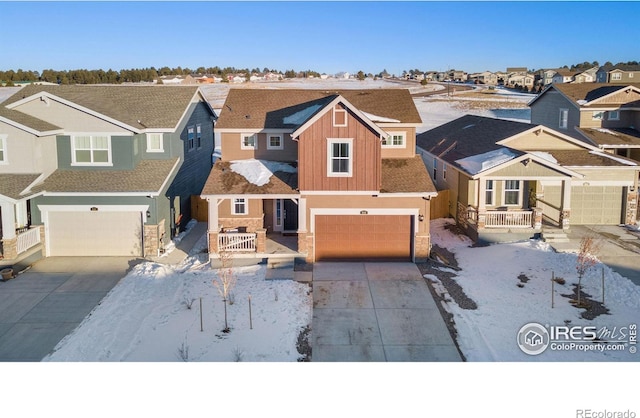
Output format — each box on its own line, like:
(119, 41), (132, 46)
(382, 132), (405, 148)
(72, 134), (111, 165)
(146, 133), (164, 153)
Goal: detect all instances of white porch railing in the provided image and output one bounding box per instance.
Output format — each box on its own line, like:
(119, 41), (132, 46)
(218, 233), (256, 252)
(17, 226), (41, 254)
(485, 210), (533, 228)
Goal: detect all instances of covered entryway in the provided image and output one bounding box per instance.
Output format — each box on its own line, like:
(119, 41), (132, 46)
(314, 215), (412, 261)
(47, 210), (143, 256)
(570, 186), (624, 225)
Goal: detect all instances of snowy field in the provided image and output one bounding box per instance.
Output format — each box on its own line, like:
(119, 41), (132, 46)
(428, 218), (640, 362)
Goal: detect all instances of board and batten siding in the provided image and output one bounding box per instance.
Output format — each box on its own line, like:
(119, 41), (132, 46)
(530, 91), (581, 139)
(298, 105), (381, 191)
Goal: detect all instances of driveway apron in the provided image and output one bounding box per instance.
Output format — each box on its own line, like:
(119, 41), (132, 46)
(0, 257), (140, 361)
(312, 262), (462, 362)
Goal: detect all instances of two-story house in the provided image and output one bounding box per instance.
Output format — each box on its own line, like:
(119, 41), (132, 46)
(0, 85), (216, 263)
(596, 65), (640, 83)
(201, 89), (437, 263)
(529, 83), (640, 161)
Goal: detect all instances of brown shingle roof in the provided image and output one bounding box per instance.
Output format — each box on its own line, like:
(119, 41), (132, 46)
(578, 127), (640, 147)
(0, 174), (41, 200)
(31, 159), (179, 193)
(216, 88), (421, 130)
(548, 150), (636, 167)
(201, 160), (298, 195)
(0, 107), (61, 134)
(3, 85), (204, 130)
(381, 156), (436, 193)
(549, 83), (640, 105)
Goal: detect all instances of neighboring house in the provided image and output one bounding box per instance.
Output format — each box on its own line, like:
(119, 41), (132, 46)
(529, 83), (640, 161)
(417, 115), (639, 244)
(0, 85), (216, 263)
(469, 71), (498, 85)
(156, 75), (196, 85)
(201, 89), (437, 262)
(506, 73), (535, 88)
(573, 66), (599, 83)
(596, 65), (640, 83)
(507, 67), (528, 75)
(535, 69), (560, 86)
(551, 70), (577, 84)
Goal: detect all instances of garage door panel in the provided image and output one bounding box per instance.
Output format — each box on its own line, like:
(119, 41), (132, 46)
(571, 186), (622, 225)
(49, 211), (142, 257)
(315, 215), (411, 261)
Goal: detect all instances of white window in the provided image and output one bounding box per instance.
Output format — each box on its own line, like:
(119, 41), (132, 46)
(333, 107), (347, 127)
(611, 72), (622, 81)
(146, 133), (164, 152)
(608, 110), (620, 121)
(433, 158), (437, 180)
(232, 198), (248, 215)
(196, 124), (202, 149)
(382, 132), (405, 148)
(187, 126), (195, 151)
(267, 134), (283, 150)
(504, 180), (521, 206)
(592, 111), (604, 121)
(485, 180), (494, 205)
(442, 162), (447, 180)
(241, 134), (257, 150)
(72, 134), (111, 165)
(0, 135), (6, 163)
(559, 109), (568, 129)
(327, 138), (352, 177)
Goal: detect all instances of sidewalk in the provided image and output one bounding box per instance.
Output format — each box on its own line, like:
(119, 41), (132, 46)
(150, 222), (208, 265)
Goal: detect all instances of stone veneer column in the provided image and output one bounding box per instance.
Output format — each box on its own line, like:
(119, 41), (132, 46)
(1, 237), (17, 260)
(533, 207), (543, 229)
(144, 224), (159, 257)
(414, 233), (431, 262)
(209, 232), (219, 254)
(256, 228), (266, 253)
(625, 188), (638, 225)
(560, 210), (571, 230)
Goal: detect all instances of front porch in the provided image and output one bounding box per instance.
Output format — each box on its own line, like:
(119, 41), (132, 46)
(0, 225), (43, 269)
(212, 230), (301, 259)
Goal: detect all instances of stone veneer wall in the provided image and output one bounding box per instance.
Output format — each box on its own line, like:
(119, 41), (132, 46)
(625, 189), (638, 225)
(414, 233), (431, 262)
(217, 217), (264, 233)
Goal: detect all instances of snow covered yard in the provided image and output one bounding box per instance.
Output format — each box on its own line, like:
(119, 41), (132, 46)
(43, 236), (312, 362)
(426, 219), (640, 362)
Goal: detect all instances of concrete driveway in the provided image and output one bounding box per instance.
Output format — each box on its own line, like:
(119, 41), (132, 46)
(0, 257), (141, 361)
(311, 262), (462, 362)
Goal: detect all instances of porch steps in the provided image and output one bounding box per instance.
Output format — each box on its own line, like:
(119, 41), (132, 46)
(541, 229), (570, 243)
(265, 259), (295, 280)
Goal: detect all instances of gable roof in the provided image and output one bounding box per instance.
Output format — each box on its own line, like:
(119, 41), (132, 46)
(215, 89), (421, 130)
(0, 106), (62, 136)
(529, 83), (640, 107)
(577, 127), (640, 148)
(381, 156), (437, 194)
(2, 85), (215, 133)
(200, 159), (298, 196)
(0, 174), (42, 201)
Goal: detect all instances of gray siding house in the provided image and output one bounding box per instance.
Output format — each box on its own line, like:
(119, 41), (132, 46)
(0, 85), (216, 263)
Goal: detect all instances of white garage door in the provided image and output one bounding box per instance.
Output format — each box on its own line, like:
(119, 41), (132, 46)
(571, 186), (623, 225)
(48, 211), (143, 256)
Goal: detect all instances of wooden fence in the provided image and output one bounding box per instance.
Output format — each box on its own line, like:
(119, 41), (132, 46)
(190, 195), (209, 222)
(430, 189), (450, 219)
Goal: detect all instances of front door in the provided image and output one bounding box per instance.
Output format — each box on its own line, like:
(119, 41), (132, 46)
(283, 199), (298, 232)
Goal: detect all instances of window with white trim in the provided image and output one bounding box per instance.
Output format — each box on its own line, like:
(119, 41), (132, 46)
(442, 162), (447, 180)
(504, 180), (521, 206)
(485, 180), (494, 205)
(187, 126), (195, 151)
(196, 124), (202, 149)
(267, 134), (283, 150)
(382, 132), (405, 148)
(327, 138), (352, 177)
(611, 72), (622, 81)
(433, 158), (437, 180)
(333, 107), (347, 127)
(232, 198), (248, 215)
(72, 134), (111, 165)
(146, 133), (164, 152)
(608, 110), (620, 121)
(0, 135), (6, 163)
(241, 134), (257, 150)
(559, 109), (568, 129)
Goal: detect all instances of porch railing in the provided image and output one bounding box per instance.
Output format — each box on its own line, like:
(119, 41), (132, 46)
(485, 210), (533, 228)
(218, 233), (256, 252)
(17, 226), (41, 255)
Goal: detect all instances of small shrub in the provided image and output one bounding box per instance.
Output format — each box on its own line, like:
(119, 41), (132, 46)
(554, 277), (566, 285)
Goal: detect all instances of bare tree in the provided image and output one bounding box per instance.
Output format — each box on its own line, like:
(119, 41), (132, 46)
(214, 250), (237, 333)
(575, 234), (602, 306)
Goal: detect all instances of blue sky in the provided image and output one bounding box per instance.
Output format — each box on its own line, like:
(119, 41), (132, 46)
(1, 1), (638, 75)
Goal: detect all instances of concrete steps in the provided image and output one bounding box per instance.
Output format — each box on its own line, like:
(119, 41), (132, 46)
(542, 229), (570, 243)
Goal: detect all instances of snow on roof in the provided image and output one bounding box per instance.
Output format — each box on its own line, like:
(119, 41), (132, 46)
(230, 159), (297, 186)
(455, 148), (517, 175)
(283, 104), (322, 125)
(529, 151), (558, 164)
(589, 150), (637, 166)
(361, 111), (400, 123)
(596, 128), (619, 136)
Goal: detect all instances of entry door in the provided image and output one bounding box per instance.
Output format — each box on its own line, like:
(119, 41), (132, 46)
(283, 199), (298, 232)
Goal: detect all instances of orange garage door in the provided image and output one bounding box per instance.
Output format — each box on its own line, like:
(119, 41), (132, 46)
(315, 215), (412, 261)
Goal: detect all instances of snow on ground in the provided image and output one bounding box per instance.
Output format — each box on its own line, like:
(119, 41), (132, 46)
(430, 218), (640, 362)
(43, 234), (312, 362)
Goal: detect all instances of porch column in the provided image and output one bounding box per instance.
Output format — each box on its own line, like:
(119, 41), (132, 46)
(560, 179), (571, 230)
(0, 201), (17, 259)
(298, 198), (307, 233)
(256, 228), (266, 253)
(625, 186), (638, 225)
(477, 178), (486, 229)
(207, 198), (221, 254)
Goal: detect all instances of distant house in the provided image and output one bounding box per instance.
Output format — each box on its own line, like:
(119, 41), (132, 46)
(506, 73), (535, 88)
(469, 71), (498, 85)
(156, 75), (196, 85)
(596, 65), (640, 83)
(227, 74), (247, 83)
(201, 88), (436, 262)
(0, 85), (216, 263)
(535, 69), (559, 86)
(552, 70), (577, 84)
(573, 67), (599, 83)
(529, 82), (640, 161)
(506, 67), (529, 75)
(416, 115), (639, 244)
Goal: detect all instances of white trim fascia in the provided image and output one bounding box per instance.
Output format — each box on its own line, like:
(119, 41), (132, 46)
(377, 192), (438, 198)
(376, 122), (421, 129)
(496, 125), (602, 153)
(300, 190), (380, 196)
(7, 92), (144, 133)
(0, 115), (64, 137)
(309, 207), (420, 232)
(469, 153), (584, 179)
(572, 180), (636, 187)
(38, 204), (150, 213)
(201, 194), (300, 200)
(291, 95), (388, 139)
(218, 128), (295, 134)
(41, 192), (164, 197)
